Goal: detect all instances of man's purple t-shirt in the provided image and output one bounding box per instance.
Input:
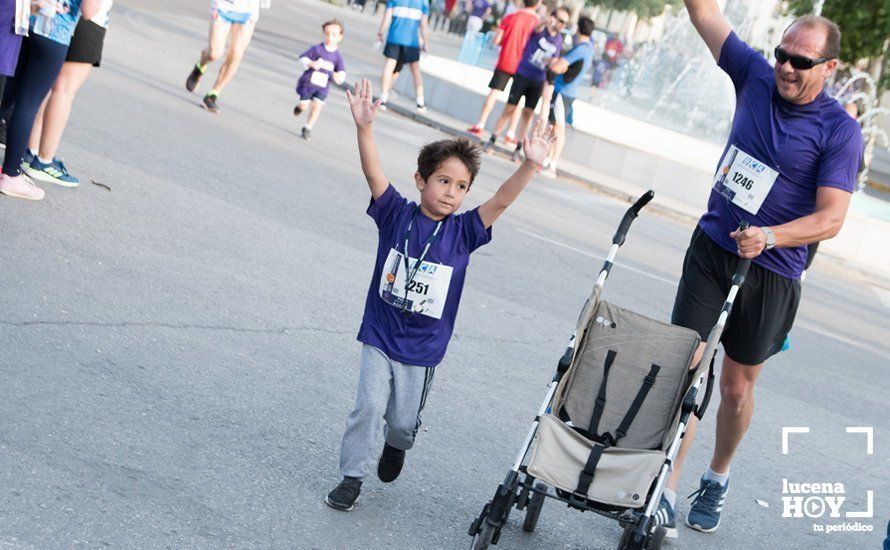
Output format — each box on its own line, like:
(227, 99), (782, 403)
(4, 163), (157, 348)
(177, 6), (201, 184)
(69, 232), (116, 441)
(358, 184), (492, 367)
(698, 32), (863, 280)
(469, 0), (489, 18)
(515, 29), (563, 82)
(296, 43), (345, 99)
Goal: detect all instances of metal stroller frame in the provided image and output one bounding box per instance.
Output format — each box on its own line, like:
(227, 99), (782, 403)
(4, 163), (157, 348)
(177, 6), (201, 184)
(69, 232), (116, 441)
(468, 190), (753, 550)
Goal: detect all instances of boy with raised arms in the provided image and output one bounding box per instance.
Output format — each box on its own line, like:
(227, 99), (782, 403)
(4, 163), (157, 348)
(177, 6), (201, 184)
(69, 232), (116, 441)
(325, 79), (553, 511)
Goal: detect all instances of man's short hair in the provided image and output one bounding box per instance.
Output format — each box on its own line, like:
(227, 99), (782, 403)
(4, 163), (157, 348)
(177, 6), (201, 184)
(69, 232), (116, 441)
(784, 15), (841, 59)
(522, 0), (538, 8)
(577, 16), (594, 37)
(417, 138), (481, 185)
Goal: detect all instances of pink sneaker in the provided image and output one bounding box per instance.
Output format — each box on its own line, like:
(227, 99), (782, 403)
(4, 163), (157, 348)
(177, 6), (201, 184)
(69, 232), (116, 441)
(0, 173), (46, 200)
(467, 125), (483, 136)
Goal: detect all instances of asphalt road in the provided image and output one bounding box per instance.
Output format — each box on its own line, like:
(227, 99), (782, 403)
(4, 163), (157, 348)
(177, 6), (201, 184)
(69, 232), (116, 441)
(0, 1), (887, 549)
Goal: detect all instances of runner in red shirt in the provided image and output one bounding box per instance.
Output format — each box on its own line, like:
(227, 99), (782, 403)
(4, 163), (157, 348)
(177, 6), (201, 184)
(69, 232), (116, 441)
(467, 0), (539, 136)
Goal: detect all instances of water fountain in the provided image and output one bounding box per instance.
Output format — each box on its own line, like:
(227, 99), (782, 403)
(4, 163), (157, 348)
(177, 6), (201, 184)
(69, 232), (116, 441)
(588, 0), (783, 144)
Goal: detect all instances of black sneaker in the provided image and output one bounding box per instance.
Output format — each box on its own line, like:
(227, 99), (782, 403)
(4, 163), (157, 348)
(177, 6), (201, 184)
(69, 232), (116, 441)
(301, 127), (311, 141)
(294, 104), (303, 116)
(377, 442), (405, 482)
(186, 64), (203, 92)
(325, 477), (362, 511)
(203, 93), (219, 113)
(511, 143), (524, 162)
(483, 136), (496, 154)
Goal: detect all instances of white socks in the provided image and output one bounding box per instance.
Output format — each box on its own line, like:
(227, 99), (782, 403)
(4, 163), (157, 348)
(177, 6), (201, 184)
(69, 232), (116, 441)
(703, 466), (729, 486)
(38, 156), (52, 165)
(663, 488), (677, 508)
(379, 92), (389, 103)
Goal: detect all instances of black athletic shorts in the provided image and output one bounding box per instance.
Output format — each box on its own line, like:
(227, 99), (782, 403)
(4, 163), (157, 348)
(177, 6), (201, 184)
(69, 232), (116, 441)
(507, 73), (543, 108)
(488, 69), (512, 91)
(66, 19), (107, 67)
(383, 42), (420, 65)
(671, 227), (801, 366)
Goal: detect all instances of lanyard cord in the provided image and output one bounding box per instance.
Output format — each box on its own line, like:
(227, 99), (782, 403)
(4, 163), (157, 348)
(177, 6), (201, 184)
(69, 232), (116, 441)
(402, 207), (442, 311)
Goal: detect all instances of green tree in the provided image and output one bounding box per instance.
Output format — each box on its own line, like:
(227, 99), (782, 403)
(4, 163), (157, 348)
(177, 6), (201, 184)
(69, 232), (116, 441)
(588, 0), (680, 20)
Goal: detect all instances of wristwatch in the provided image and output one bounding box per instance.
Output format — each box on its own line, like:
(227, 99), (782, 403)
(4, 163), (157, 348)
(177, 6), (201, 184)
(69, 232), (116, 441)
(762, 227), (776, 250)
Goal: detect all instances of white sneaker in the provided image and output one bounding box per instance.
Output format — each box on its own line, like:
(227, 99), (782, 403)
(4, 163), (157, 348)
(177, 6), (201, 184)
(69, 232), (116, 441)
(0, 172), (45, 200)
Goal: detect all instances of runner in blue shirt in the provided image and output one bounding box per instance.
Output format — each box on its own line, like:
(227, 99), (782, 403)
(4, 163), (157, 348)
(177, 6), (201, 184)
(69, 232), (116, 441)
(184, 0), (263, 113)
(376, 0), (429, 112)
(542, 16), (595, 178)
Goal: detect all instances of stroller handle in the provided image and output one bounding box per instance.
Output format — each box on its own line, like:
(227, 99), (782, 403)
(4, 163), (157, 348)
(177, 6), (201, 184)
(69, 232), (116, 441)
(613, 190), (655, 246)
(733, 221), (753, 286)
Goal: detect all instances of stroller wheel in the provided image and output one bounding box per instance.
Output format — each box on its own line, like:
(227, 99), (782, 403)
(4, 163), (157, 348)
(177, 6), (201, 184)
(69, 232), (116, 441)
(617, 523), (646, 550)
(471, 521), (496, 550)
(646, 526), (667, 550)
(521, 483), (547, 533)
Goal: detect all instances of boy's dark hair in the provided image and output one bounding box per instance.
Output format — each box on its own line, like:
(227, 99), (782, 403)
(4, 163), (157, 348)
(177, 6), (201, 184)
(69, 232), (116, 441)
(522, 0), (538, 8)
(322, 18), (344, 34)
(417, 138), (481, 185)
(577, 16), (594, 37)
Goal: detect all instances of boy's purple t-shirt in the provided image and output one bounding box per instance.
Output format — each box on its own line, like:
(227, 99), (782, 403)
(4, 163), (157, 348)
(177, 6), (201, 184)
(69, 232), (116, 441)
(296, 43), (345, 95)
(469, 0), (489, 18)
(515, 29), (563, 82)
(358, 184), (492, 367)
(698, 32), (863, 280)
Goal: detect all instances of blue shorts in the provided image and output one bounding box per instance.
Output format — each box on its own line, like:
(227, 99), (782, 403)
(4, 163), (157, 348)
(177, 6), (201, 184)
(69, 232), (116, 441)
(214, 9), (252, 25)
(298, 89), (328, 102)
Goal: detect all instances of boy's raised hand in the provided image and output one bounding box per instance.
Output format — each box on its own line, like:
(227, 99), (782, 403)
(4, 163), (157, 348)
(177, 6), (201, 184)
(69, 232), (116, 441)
(523, 119), (556, 166)
(345, 79), (383, 129)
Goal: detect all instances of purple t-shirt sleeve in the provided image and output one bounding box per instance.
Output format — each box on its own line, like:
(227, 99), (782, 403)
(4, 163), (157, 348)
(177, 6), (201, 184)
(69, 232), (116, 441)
(335, 52), (345, 72)
(817, 116), (863, 192)
(718, 31), (770, 92)
(459, 207), (492, 253)
(299, 45), (317, 60)
(367, 184), (408, 231)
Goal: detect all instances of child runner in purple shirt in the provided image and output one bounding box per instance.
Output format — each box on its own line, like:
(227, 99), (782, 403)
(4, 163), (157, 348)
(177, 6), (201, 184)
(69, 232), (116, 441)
(325, 79), (554, 512)
(293, 19), (346, 141)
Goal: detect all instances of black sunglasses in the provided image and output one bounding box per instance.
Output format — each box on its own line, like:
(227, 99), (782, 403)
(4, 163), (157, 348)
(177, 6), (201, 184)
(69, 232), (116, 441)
(550, 11), (569, 24)
(774, 46), (831, 70)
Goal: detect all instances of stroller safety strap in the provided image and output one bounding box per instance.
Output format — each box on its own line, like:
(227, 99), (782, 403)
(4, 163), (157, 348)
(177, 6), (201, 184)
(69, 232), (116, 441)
(574, 363), (662, 497)
(587, 350), (617, 436)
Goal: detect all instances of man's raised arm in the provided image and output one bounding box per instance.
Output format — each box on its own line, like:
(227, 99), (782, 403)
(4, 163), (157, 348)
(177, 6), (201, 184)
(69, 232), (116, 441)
(684, 0), (732, 62)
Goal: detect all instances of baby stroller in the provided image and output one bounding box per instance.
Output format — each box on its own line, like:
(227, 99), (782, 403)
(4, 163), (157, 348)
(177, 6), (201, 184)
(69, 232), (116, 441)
(468, 191), (752, 549)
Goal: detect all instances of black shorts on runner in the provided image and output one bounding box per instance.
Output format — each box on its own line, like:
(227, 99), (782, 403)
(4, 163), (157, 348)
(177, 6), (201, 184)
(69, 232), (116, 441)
(671, 227), (801, 366)
(66, 19), (107, 67)
(507, 73), (543, 109)
(488, 69), (512, 91)
(383, 42), (420, 65)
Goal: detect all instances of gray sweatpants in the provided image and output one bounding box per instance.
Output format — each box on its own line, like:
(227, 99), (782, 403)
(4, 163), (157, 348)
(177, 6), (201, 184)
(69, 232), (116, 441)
(339, 345), (436, 480)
